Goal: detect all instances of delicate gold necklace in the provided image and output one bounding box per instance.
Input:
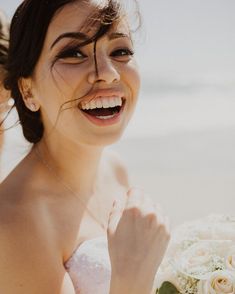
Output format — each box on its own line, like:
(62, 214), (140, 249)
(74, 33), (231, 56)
(34, 146), (107, 231)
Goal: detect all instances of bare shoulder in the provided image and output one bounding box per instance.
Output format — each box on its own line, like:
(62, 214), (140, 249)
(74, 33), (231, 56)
(0, 184), (75, 294)
(103, 149), (129, 188)
(0, 233), (75, 293)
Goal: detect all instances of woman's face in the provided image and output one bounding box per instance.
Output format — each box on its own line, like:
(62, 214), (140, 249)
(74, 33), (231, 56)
(27, 0), (140, 146)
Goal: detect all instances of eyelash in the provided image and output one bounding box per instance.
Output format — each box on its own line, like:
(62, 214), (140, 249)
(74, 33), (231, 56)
(111, 48), (134, 58)
(55, 47), (134, 62)
(56, 47), (86, 60)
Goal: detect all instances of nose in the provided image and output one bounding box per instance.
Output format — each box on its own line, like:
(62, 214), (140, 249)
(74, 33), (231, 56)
(87, 55), (120, 85)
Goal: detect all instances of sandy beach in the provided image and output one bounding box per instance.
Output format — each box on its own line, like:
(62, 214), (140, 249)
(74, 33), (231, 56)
(1, 90), (235, 227)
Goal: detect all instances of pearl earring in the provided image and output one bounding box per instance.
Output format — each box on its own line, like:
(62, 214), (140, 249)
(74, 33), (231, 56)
(29, 102), (38, 112)
(23, 88), (38, 112)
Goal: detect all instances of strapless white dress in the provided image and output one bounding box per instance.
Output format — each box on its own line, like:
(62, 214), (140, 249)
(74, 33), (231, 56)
(64, 215), (235, 293)
(64, 236), (158, 294)
(65, 236), (111, 294)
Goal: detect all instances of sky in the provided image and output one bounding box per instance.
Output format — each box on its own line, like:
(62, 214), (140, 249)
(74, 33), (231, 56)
(1, 0), (235, 90)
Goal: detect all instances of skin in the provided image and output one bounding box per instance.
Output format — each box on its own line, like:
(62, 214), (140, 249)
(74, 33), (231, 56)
(0, 1), (170, 293)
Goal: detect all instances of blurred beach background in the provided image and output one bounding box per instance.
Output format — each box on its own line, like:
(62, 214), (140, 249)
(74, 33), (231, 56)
(1, 0), (235, 226)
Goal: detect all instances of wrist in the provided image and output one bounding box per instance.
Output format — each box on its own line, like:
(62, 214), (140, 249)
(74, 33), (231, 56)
(109, 275), (153, 294)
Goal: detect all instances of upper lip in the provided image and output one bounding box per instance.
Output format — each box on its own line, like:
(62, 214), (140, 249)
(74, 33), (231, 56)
(78, 88), (125, 105)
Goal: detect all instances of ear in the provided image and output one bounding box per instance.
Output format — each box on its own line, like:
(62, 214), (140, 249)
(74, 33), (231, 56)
(18, 78), (40, 112)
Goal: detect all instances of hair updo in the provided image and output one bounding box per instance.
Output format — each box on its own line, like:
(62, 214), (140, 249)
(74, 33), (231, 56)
(4, 0), (140, 143)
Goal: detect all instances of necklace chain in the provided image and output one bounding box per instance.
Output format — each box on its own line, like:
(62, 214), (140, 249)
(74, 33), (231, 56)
(34, 146), (107, 231)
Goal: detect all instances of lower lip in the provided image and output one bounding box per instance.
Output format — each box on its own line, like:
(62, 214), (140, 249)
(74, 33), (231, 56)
(80, 101), (125, 127)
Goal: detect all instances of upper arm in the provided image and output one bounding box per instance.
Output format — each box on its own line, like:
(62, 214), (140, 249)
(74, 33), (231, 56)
(0, 228), (75, 294)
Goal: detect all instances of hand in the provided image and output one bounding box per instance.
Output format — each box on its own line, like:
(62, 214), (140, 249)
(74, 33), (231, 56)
(107, 188), (170, 294)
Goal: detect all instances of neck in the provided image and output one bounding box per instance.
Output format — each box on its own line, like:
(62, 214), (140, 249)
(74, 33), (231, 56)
(34, 137), (104, 197)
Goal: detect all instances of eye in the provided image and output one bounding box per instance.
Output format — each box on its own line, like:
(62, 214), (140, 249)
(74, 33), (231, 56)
(111, 48), (134, 61)
(56, 47), (87, 64)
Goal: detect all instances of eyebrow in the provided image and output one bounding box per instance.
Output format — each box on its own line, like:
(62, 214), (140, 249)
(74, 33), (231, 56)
(108, 32), (130, 40)
(50, 32), (88, 49)
(51, 31), (130, 50)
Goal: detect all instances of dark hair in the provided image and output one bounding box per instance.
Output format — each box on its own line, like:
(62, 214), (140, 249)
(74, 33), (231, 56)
(4, 0), (140, 143)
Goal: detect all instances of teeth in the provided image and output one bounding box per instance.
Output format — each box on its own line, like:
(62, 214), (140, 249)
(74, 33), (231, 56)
(81, 96), (122, 110)
(96, 100), (102, 108)
(96, 114), (116, 120)
(103, 97), (110, 108)
(90, 100), (96, 109)
(115, 97), (121, 107)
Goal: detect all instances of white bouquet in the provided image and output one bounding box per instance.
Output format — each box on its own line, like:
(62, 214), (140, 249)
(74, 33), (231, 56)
(155, 215), (235, 294)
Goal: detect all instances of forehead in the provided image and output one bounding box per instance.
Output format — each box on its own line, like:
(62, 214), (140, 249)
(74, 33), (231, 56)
(45, 1), (129, 45)
(49, 2), (97, 36)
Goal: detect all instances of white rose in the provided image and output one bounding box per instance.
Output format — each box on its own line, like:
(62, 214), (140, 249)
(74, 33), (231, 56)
(176, 241), (213, 279)
(226, 255), (235, 271)
(198, 270), (235, 294)
(154, 260), (180, 290)
(226, 249), (235, 272)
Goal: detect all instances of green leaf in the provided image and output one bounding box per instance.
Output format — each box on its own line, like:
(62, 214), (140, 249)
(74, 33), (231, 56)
(157, 281), (180, 294)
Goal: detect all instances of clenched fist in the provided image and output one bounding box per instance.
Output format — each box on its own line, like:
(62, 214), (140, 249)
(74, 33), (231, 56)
(108, 188), (170, 294)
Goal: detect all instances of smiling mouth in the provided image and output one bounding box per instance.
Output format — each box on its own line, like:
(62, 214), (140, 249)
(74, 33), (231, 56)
(82, 106), (121, 119)
(79, 96), (125, 120)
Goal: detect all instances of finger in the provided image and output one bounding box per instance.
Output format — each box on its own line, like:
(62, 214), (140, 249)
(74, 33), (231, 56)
(107, 200), (123, 235)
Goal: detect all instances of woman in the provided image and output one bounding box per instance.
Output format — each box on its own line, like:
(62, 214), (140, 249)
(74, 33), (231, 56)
(0, 10), (10, 150)
(0, 10), (29, 182)
(1, 0), (170, 293)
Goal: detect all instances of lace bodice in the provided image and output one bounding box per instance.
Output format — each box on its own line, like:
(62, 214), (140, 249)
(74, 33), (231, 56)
(64, 236), (158, 294)
(65, 236), (111, 294)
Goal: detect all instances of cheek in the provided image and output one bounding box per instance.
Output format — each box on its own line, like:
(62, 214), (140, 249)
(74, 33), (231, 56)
(37, 63), (87, 111)
(124, 62), (141, 100)
(52, 63), (86, 91)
